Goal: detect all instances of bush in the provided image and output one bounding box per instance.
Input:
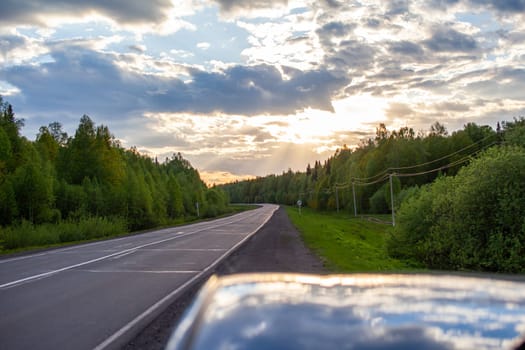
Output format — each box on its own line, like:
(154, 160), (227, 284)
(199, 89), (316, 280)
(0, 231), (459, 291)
(369, 185), (389, 214)
(1, 216), (127, 250)
(388, 146), (525, 273)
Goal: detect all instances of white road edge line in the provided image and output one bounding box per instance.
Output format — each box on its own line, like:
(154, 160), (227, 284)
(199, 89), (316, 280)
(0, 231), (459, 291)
(0, 232), (194, 289)
(81, 270), (200, 274)
(0, 209), (255, 265)
(93, 205), (278, 350)
(0, 208), (263, 289)
(0, 237), (130, 264)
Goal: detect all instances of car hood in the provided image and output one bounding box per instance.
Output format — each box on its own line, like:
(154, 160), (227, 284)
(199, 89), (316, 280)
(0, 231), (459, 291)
(166, 273), (525, 350)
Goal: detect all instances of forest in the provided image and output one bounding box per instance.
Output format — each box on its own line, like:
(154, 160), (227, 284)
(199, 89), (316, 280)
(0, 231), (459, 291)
(0, 96), (229, 249)
(221, 117), (525, 273)
(2, 91), (525, 273)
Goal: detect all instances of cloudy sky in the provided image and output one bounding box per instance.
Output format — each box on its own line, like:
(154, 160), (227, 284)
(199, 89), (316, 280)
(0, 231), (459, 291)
(1, 0), (524, 184)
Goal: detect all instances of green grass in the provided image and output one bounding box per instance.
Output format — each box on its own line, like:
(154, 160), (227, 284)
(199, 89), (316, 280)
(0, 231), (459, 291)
(0, 204), (258, 256)
(285, 206), (421, 272)
(0, 217), (128, 253)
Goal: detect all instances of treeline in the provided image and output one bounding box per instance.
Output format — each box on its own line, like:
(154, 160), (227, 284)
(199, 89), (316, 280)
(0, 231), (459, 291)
(0, 97), (229, 249)
(221, 121), (499, 211)
(389, 120), (525, 273)
(221, 118), (525, 273)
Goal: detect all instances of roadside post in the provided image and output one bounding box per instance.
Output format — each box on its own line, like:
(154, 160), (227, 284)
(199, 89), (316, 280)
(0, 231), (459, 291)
(196, 202), (200, 217)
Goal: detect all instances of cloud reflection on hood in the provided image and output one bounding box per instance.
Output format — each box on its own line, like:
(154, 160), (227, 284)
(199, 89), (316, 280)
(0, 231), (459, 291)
(173, 274), (525, 350)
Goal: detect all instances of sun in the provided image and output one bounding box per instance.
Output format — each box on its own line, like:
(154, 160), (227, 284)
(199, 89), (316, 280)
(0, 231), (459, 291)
(275, 94), (389, 144)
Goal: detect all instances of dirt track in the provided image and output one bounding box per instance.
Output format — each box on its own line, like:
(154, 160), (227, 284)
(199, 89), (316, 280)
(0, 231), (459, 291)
(124, 206), (326, 350)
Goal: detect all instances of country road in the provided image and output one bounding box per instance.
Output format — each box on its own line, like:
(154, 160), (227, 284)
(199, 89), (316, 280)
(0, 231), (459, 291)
(0, 204), (278, 350)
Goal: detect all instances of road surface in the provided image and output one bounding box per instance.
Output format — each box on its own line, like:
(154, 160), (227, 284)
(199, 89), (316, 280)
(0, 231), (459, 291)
(0, 204), (278, 350)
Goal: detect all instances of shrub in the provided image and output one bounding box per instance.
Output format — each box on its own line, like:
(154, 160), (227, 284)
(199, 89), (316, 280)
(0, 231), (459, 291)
(1, 216), (127, 250)
(388, 146), (525, 273)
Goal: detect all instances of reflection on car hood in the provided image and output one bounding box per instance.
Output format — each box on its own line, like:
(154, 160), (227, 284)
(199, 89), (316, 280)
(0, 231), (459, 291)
(166, 273), (525, 350)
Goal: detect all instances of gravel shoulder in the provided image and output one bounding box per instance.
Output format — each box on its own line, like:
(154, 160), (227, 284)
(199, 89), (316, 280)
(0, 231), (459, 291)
(124, 206), (326, 350)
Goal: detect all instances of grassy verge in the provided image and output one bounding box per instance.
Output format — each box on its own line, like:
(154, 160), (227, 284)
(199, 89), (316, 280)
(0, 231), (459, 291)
(0, 204), (258, 256)
(285, 206), (421, 272)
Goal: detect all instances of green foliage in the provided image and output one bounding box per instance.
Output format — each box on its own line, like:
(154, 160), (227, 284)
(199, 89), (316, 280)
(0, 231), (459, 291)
(58, 115), (125, 186)
(222, 121), (499, 216)
(204, 188), (228, 217)
(502, 117), (525, 147)
(12, 157), (54, 223)
(369, 185), (388, 213)
(0, 97), (230, 250)
(0, 178), (18, 225)
(0, 126), (12, 169)
(1, 217), (127, 250)
(388, 146), (525, 273)
(285, 206), (418, 272)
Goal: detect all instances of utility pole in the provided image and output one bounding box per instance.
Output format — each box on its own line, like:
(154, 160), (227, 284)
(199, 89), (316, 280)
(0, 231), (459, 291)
(352, 181), (357, 217)
(335, 186), (339, 213)
(389, 173), (395, 226)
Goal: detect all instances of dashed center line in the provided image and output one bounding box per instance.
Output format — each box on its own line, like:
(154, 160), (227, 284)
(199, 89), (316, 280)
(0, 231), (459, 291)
(109, 250), (138, 260)
(139, 248), (227, 252)
(80, 269), (200, 274)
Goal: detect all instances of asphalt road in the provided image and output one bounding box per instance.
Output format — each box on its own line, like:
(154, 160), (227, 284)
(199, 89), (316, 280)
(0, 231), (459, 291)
(0, 204), (278, 350)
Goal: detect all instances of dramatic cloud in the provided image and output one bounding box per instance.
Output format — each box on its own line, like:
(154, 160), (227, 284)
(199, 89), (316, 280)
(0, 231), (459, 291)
(424, 27), (478, 53)
(470, 0), (525, 13)
(0, 34), (27, 54)
(212, 0), (288, 16)
(1, 44), (348, 120)
(0, 0), (175, 26)
(1, 0), (524, 182)
(388, 41), (425, 57)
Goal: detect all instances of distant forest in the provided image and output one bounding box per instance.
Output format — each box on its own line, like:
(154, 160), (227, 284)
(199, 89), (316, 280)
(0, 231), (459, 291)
(2, 92), (524, 273)
(0, 97), (229, 249)
(221, 117), (525, 273)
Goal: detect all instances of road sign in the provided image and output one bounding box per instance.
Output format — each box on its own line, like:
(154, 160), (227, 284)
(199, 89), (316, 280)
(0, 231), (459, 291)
(297, 200), (302, 207)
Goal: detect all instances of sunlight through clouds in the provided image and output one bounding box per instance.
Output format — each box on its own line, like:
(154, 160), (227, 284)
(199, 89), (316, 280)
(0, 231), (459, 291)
(1, 0), (524, 182)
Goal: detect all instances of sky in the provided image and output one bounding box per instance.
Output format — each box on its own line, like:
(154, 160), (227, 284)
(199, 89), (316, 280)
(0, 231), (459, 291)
(1, 0), (524, 185)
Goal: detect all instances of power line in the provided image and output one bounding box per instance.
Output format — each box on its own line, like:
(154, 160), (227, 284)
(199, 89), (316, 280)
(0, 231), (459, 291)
(296, 138), (498, 223)
(353, 173), (391, 186)
(350, 133), (497, 182)
(395, 141), (497, 178)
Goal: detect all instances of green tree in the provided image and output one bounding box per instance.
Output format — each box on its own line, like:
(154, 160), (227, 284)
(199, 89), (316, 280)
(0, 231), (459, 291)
(0, 178), (18, 225)
(36, 126), (60, 162)
(0, 126), (12, 176)
(503, 117), (525, 147)
(13, 161), (53, 223)
(389, 146), (525, 273)
(166, 176), (184, 219)
(59, 115), (124, 186)
(0, 97), (24, 171)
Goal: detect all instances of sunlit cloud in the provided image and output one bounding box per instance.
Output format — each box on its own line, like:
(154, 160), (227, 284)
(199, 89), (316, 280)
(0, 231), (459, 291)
(1, 0), (524, 179)
(197, 42), (211, 50)
(199, 170), (255, 186)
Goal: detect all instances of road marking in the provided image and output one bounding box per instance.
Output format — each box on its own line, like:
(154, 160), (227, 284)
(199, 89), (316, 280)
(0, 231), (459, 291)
(139, 248), (227, 252)
(109, 249), (137, 260)
(81, 269), (200, 274)
(0, 207), (268, 290)
(93, 205), (278, 350)
(0, 238), (128, 264)
(0, 210), (256, 265)
(0, 232), (195, 290)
